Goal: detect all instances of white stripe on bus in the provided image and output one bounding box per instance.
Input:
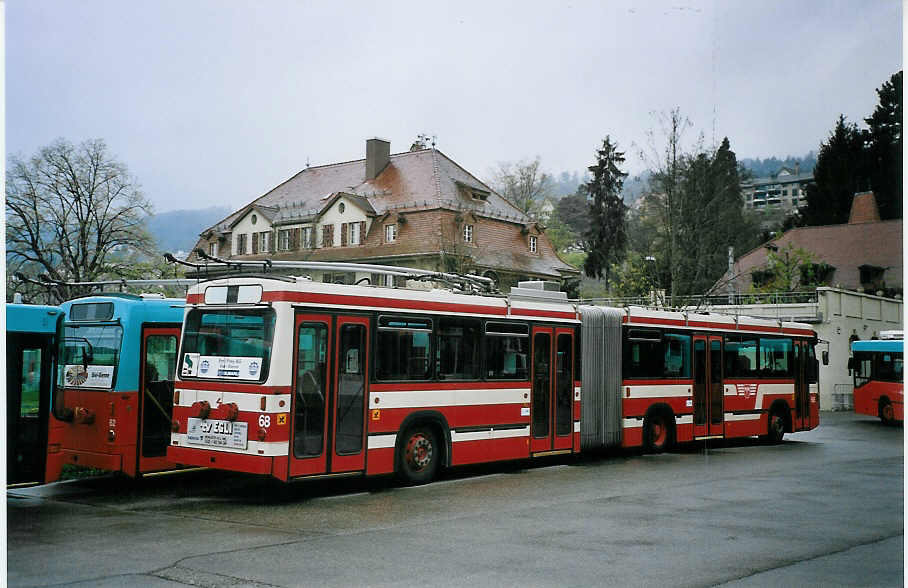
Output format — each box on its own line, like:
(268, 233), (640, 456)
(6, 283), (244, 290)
(451, 426), (530, 443)
(369, 388), (528, 409)
(625, 385), (690, 399)
(367, 434), (397, 450)
(170, 434), (288, 456)
(175, 389), (292, 413)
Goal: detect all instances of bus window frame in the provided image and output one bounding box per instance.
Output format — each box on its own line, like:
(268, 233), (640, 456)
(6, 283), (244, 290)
(178, 306), (277, 384)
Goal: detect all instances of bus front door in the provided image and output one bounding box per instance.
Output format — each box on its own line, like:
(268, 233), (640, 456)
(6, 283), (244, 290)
(139, 327), (181, 474)
(793, 340), (811, 431)
(693, 336), (725, 439)
(7, 333), (53, 484)
(530, 327), (574, 455)
(289, 314), (368, 478)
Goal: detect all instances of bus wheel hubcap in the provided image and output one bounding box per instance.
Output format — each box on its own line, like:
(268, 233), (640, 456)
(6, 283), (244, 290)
(883, 404), (894, 421)
(406, 435), (432, 470)
(653, 421), (666, 445)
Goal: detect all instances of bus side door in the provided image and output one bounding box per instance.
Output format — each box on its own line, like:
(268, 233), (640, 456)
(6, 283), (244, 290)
(793, 340), (811, 431)
(138, 326), (181, 474)
(289, 314), (369, 478)
(693, 335), (724, 439)
(530, 326), (574, 454)
(8, 333), (53, 484)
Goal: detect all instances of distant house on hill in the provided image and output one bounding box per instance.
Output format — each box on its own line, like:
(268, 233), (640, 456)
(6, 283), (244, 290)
(190, 138), (578, 290)
(741, 165), (813, 216)
(720, 191), (902, 296)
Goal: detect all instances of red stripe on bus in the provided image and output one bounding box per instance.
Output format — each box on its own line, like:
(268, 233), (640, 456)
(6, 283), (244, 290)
(627, 316), (814, 335)
(510, 307), (578, 320)
(370, 381), (530, 392)
(168, 445), (272, 474)
(176, 381), (292, 394)
(263, 291), (508, 316)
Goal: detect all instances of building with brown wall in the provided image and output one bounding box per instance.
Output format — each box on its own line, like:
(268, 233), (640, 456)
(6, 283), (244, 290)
(720, 192), (902, 296)
(189, 139), (578, 289)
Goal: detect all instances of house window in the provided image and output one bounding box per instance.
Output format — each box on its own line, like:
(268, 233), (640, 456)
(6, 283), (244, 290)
(259, 231), (270, 253)
(278, 229), (291, 251)
(251, 214), (257, 225)
(859, 265), (885, 289)
(209, 242), (218, 257)
(385, 224), (397, 243)
(302, 227), (312, 248)
(322, 224), (335, 248)
(529, 236), (538, 253)
(463, 224), (473, 244)
(350, 222), (361, 245)
(237, 233), (248, 255)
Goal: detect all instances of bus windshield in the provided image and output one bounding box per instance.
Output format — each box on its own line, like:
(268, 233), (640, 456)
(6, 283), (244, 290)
(180, 308), (276, 381)
(58, 324), (123, 389)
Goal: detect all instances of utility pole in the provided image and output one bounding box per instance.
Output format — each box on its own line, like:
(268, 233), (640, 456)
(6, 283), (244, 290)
(727, 246), (735, 304)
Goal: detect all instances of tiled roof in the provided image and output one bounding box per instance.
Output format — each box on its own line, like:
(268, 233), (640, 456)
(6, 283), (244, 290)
(727, 219), (902, 291)
(203, 148), (530, 234)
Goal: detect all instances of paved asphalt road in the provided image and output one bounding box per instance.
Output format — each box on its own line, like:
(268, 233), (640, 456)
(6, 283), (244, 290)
(7, 411), (903, 587)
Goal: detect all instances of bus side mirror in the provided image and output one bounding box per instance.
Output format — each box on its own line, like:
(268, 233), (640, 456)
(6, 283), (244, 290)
(846, 356), (854, 374)
(822, 350), (829, 366)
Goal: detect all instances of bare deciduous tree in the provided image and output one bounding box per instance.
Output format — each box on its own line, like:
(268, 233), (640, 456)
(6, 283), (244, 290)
(6, 138), (155, 302)
(488, 157), (554, 217)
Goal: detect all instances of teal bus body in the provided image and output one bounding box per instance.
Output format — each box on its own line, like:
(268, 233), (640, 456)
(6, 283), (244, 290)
(49, 294), (186, 482)
(6, 304), (64, 484)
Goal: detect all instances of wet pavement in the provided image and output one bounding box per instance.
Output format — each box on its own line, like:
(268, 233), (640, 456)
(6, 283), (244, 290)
(7, 411), (903, 587)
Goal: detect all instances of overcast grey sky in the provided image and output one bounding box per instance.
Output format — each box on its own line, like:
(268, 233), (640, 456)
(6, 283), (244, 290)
(6, 0), (902, 213)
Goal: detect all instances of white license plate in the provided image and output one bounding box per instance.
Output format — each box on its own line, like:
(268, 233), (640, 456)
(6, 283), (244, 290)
(186, 418), (248, 449)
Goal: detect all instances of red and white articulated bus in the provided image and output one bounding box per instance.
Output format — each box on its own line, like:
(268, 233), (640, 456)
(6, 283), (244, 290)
(167, 266), (820, 484)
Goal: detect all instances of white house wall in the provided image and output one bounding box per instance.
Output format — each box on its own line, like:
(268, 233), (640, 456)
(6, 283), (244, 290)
(231, 211), (272, 255)
(318, 196), (371, 247)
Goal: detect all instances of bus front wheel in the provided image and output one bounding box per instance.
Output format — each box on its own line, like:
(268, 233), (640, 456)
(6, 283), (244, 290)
(879, 398), (895, 426)
(763, 410), (785, 444)
(396, 425), (439, 485)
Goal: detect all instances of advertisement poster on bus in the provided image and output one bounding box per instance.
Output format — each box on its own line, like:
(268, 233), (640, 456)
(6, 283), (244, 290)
(181, 353), (262, 380)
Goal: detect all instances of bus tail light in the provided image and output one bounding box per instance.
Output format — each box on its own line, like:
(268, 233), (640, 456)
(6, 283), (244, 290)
(257, 427), (267, 441)
(260, 396), (267, 411)
(173, 390), (180, 405)
(224, 403), (239, 421)
(108, 429), (116, 442)
(192, 401), (211, 419)
(73, 407), (95, 424)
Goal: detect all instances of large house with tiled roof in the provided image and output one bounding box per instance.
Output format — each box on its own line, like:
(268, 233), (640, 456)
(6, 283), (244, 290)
(720, 191), (902, 296)
(190, 138), (578, 290)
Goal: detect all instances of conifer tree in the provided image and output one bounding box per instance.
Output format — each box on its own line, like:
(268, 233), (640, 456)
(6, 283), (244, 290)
(583, 136), (627, 289)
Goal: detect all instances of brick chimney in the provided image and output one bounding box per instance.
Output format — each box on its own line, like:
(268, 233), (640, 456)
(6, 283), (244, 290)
(848, 191), (881, 224)
(366, 138), (390, 180)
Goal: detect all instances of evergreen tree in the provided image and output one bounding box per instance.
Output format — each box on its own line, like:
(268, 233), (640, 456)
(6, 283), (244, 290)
(802, 115), (867, 226)
(865, 70), (902, 220)
(583, 136), (628, 289)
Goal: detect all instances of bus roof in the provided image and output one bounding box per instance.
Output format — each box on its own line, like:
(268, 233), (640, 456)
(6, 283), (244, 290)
(852, 339), (903, 353)
(60, 294), (185, 324)
(6, 304), (63, 334)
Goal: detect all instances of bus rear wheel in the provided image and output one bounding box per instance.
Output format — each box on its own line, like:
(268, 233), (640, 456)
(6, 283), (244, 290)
(396, 425), (439, 485)
(763, 410), (785, 444)
(879, 398), (895, 426)
(643, 410), (673, 453)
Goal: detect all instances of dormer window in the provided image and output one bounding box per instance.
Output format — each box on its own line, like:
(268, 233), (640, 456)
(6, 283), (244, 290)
(385, 224), (397, 243)
(463, 224), (474, 244)
(471, 191), (488, 202)
(529, 235), (538, 253)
